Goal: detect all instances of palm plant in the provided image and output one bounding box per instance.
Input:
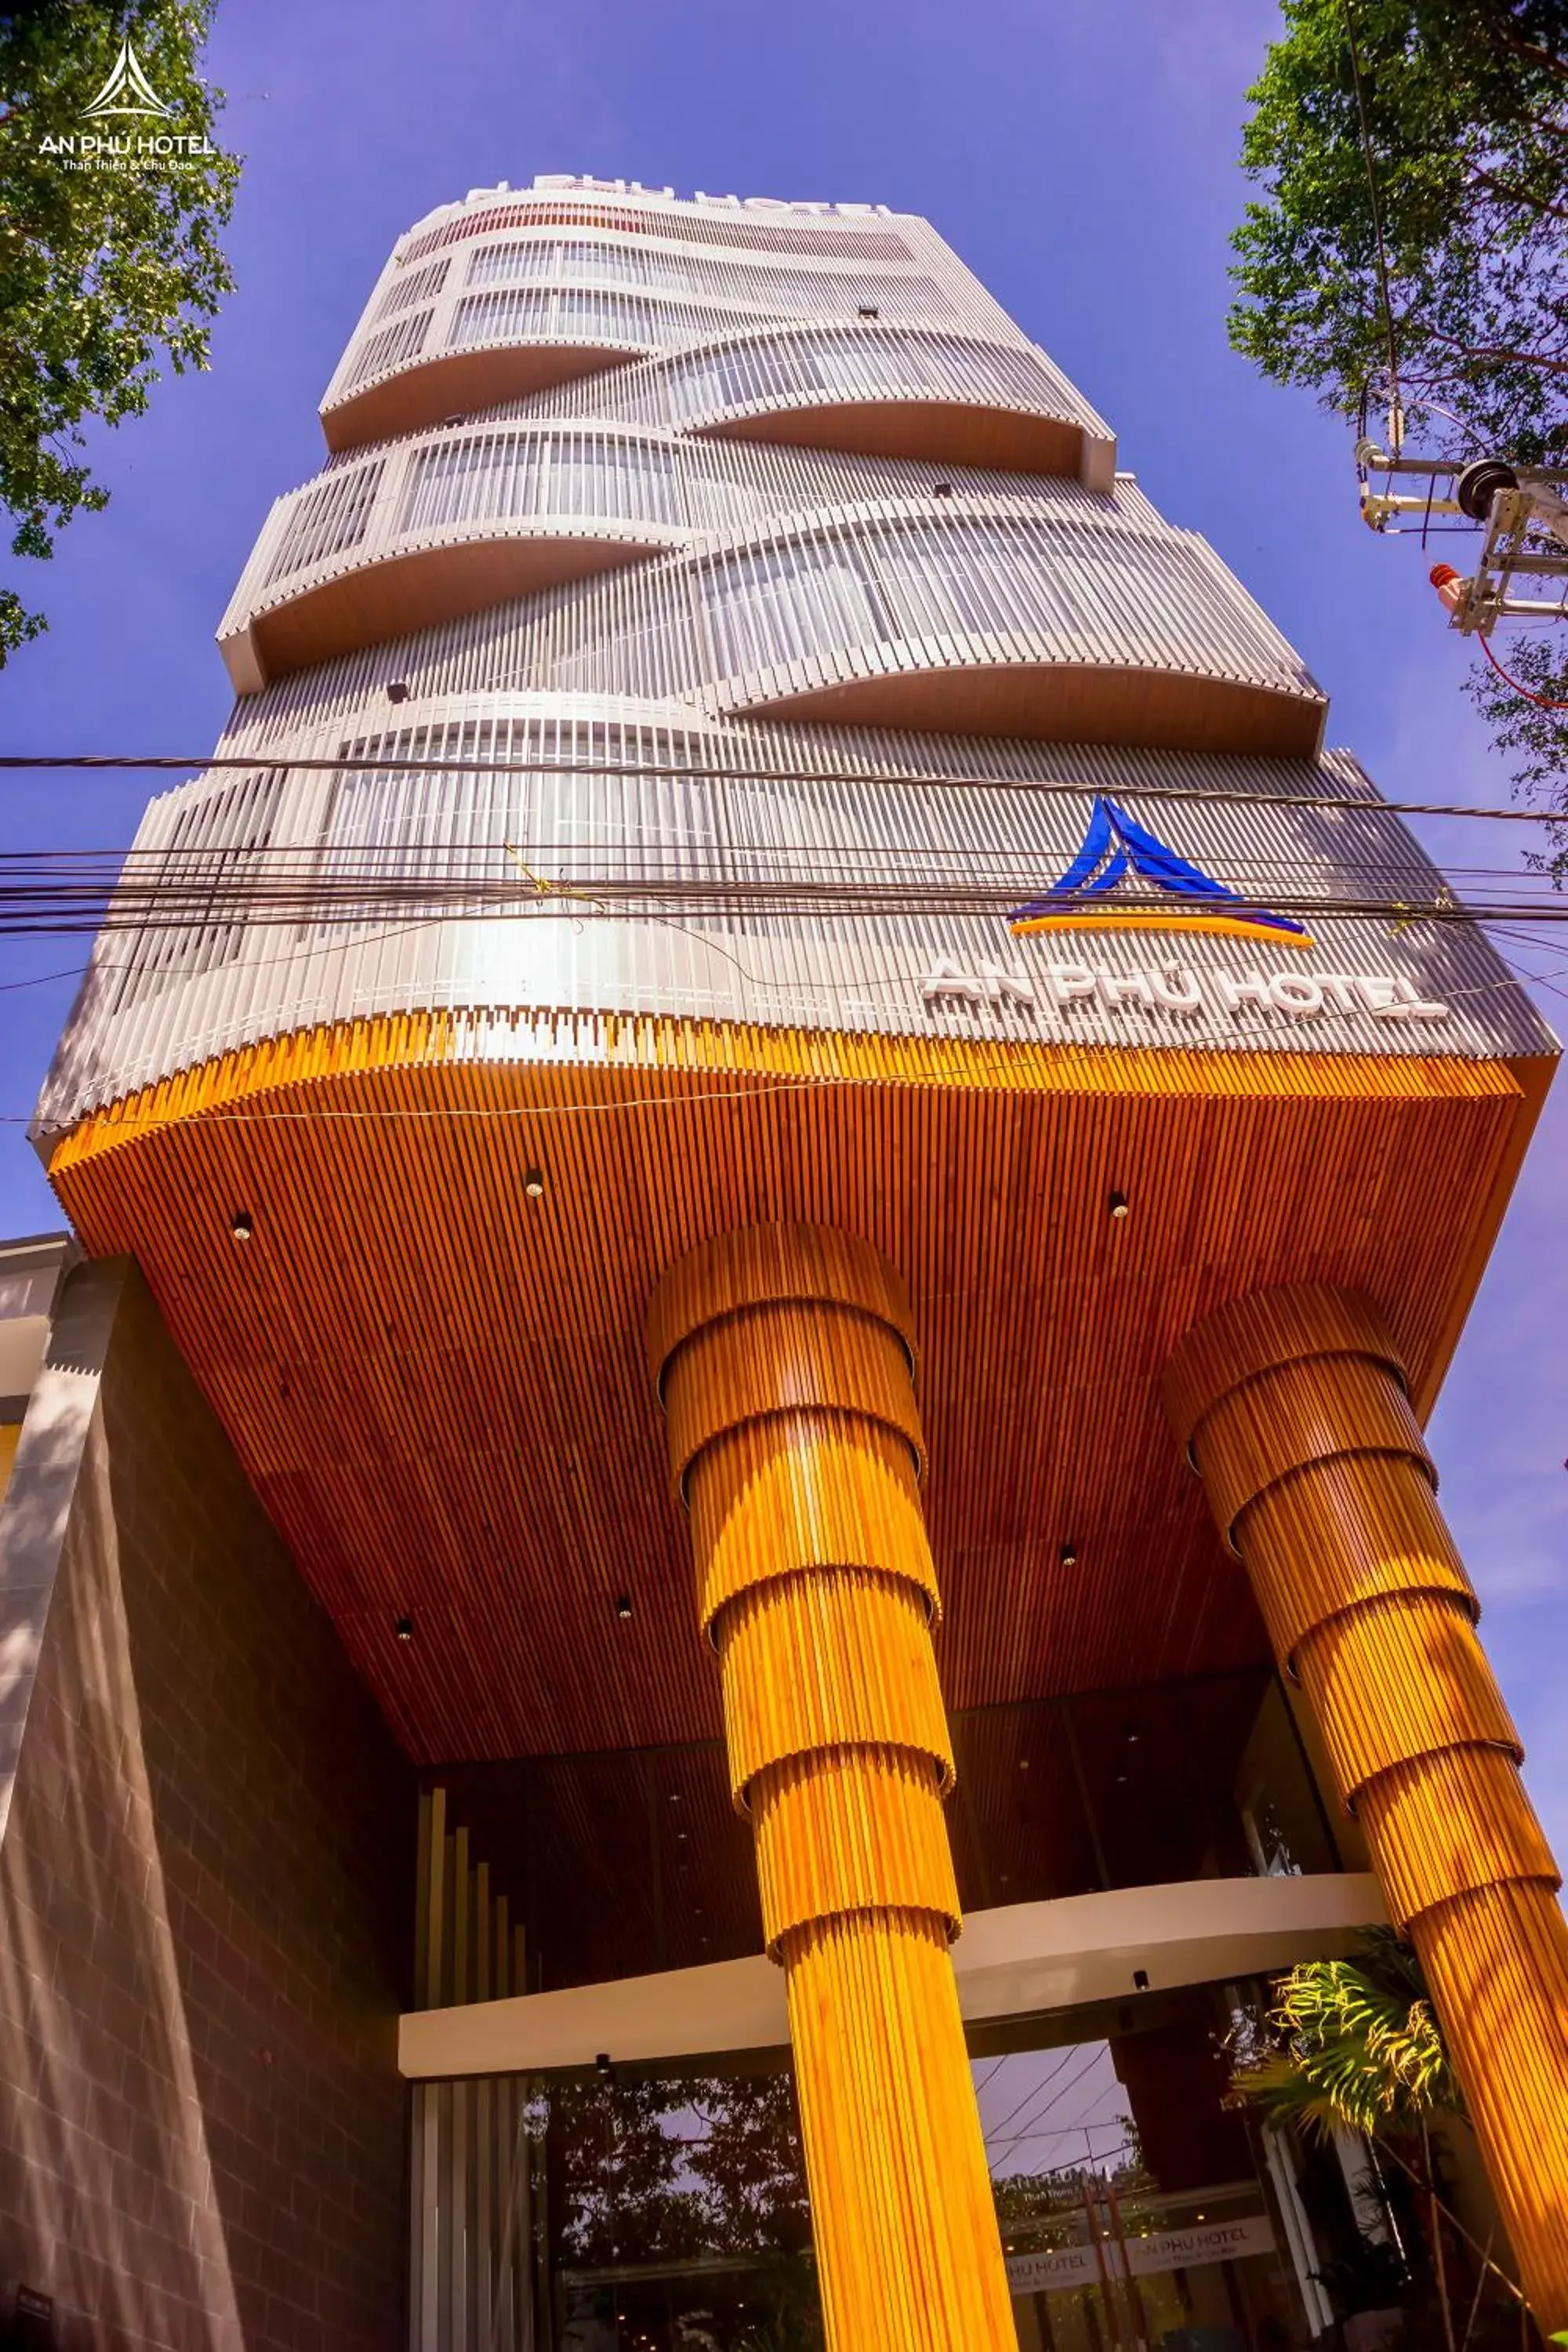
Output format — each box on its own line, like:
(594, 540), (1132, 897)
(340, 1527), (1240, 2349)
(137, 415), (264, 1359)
(1227, 1930), (1517, 2352)
(1229, 1927), (1460, 2138)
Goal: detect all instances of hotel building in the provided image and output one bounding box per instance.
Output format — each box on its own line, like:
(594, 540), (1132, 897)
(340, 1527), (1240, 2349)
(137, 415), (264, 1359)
(0, 176), (1564, 2352)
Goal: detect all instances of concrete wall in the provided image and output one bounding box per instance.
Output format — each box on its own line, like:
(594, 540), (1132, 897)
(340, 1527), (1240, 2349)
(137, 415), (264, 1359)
(0, 1260), (413, 2350)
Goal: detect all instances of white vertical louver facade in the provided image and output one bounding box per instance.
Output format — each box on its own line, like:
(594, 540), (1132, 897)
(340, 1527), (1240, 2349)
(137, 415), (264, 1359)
(37, 176), (1551, 1138)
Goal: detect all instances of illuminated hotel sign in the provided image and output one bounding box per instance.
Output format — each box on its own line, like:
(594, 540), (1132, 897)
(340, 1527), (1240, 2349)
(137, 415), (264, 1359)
(1009, 797), (1313, 950)
(923, 796), (1450, 1029)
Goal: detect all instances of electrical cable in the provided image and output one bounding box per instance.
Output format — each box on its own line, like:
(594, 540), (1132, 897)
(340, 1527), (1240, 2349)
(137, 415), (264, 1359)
(1479, 630), (1568, 710)
(2, 749), (1566, 827)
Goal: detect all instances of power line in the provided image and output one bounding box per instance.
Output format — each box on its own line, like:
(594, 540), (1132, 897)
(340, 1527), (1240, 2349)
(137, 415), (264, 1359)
(1, 749), (1566, 827)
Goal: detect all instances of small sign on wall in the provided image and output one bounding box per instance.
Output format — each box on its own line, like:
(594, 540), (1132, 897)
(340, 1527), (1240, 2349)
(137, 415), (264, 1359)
(9, 2285), (56, 2348)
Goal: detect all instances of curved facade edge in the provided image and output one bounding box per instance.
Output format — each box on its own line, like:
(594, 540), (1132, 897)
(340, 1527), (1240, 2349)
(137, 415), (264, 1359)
(210, 504), (1320, 734)
(220, 532), (674, 694)
(34, 720), (1552, 1143)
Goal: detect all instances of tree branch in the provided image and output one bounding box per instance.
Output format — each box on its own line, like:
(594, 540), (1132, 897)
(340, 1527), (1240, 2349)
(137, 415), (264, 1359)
(1475, 20), (1568, 81)
(1421, 328), (1568, 376)
(1464, 162), (1568, 222)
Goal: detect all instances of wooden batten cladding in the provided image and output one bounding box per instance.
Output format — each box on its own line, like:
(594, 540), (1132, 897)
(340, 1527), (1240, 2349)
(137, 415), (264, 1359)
(747, 661), (1326, 758)
(320, 343), (641, 453)
(647, 1225), (1016, 2351)
(1164, 1285), (1568, 2336)
(410, 1788), (543, 2350)
(702, 398), (1091, 480)
(45, 1013), (1544, 1768)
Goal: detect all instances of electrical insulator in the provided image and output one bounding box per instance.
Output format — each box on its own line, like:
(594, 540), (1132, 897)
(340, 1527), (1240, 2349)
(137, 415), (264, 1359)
(1430, 564), (1468, 615)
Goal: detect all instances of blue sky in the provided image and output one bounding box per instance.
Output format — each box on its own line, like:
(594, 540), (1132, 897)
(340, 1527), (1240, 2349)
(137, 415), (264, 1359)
(1, 0), (1563, 1842)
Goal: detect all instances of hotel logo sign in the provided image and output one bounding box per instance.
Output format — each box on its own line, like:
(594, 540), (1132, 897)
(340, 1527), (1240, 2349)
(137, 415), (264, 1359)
(1005, 2213), (1278, 2301)
(922, 796), (1450, 1031)
(1008, 797), (1312, 950)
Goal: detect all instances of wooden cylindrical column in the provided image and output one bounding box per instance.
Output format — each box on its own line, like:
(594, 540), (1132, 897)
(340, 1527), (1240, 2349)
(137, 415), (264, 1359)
(647, 1224), (1016, 2352)
(1163, 1283), (1568, 2335)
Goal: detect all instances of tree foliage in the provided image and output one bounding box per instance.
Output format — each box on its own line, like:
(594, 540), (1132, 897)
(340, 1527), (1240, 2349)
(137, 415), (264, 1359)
(551, 2071), (812, 2269)
(0, 0), (238, 663)
(1229, 0), (1568, 829)
(1227, 1927), (1461, 2140)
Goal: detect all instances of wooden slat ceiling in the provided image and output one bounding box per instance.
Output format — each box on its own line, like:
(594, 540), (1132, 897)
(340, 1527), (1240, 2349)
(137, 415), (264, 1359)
(702, 401), (1088, 477)
(749, 665), (1324, 758)
(49, 1014), (1546, 1769)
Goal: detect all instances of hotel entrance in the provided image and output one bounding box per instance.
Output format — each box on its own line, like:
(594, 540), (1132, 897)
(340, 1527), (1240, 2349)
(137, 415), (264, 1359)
(532, 1983), (1334, 2352)
(405, 1673), (1381, 2351)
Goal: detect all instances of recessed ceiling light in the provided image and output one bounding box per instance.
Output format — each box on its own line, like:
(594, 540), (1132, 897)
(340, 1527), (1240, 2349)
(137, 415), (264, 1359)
(615, 1594), (633, 1621)
(230, 1210), (254, 1243)
(1109, 1189), (1130, 1219)
(524, 1167), (546, 1200)
(1060, 1542), (1078, 1568)
(395, 1615), (414, 1642)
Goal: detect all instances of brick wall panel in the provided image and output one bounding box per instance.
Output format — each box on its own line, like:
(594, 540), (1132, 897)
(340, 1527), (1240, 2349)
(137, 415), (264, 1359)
(0, 1266), (412, 2350)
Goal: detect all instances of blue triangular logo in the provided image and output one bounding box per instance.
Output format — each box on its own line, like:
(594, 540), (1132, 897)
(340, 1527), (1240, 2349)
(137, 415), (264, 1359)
(1009, 798), (1312, 948)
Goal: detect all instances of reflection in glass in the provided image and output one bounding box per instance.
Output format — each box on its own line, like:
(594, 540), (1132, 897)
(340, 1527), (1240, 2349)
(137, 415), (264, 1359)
(979, 1991), (1316, 2352)
(546, 2069), (818, 2350)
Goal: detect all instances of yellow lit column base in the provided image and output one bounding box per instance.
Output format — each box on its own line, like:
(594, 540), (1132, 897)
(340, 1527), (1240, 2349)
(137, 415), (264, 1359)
(648, 1225), (1017, 2351)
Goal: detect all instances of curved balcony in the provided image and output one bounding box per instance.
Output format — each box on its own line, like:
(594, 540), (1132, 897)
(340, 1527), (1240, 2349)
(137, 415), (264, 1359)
(736, 662), (1319, 756)
(321, 337), (646, 456)
(522, 323), (1117, 485)
(223, 533), (666, 695)
(323, 270), (968, 457)
(322, 292), (1116, 482)
(219, 427), (1138, 691)
(513, 513), (1325, 757)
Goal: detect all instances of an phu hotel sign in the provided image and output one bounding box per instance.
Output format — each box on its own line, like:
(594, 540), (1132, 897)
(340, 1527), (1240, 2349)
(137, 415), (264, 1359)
(922, 797), (1451, 1030)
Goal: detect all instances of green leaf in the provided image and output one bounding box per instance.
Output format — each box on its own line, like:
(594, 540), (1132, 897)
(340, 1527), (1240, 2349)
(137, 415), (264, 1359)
(1227, 1929), (1461, 2140)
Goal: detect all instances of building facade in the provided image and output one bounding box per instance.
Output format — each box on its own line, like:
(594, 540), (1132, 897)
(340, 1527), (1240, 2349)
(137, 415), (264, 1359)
(3, 175), (1566, 2349)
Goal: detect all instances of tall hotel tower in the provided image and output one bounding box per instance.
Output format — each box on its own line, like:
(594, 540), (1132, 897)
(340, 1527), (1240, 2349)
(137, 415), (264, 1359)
(5, 177), (1566, 2351)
